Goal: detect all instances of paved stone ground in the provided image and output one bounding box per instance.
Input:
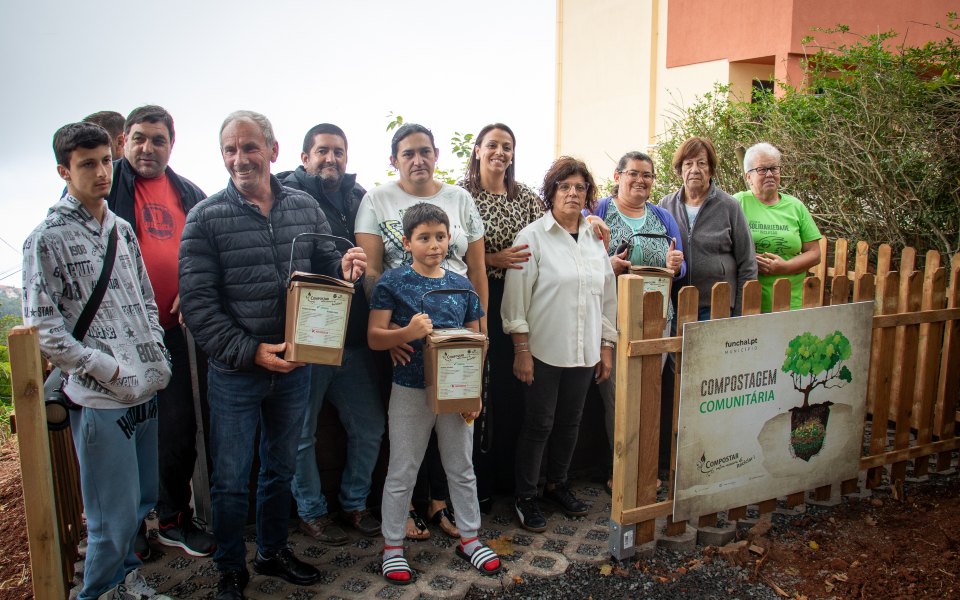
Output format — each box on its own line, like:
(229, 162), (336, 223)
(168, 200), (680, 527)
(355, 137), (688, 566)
(117, 481), (614, 599)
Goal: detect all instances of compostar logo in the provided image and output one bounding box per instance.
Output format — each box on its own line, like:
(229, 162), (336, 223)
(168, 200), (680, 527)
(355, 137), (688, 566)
(697, 450), (755, 475)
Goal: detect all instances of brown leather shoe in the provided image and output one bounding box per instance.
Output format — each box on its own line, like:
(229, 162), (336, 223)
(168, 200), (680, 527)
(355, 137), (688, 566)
(340, 509), (381, 537)
(299, 514), (348, 545)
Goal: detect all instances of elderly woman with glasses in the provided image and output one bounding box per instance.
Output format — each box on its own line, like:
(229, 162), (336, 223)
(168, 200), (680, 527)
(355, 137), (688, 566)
(733, 142), (821, 312)
(501, 157), (616, 533)
(660, 136), (756, 320)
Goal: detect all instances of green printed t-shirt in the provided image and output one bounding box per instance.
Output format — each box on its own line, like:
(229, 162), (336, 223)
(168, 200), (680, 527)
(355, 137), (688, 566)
(734, 191), (821, 312)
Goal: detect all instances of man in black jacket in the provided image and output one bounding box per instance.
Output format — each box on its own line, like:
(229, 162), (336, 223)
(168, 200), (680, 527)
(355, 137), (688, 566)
(106, 104), (215, 559)
(179, 111), (366, 600)
(279, 124), (384, 544)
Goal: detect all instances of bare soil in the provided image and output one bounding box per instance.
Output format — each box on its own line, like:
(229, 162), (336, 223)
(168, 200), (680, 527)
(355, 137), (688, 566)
(0, 439), (31, 599)
(758, 473), (960, 599)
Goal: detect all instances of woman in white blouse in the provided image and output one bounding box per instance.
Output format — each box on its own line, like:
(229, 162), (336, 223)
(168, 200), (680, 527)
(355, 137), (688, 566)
(501, 156), (617, 532)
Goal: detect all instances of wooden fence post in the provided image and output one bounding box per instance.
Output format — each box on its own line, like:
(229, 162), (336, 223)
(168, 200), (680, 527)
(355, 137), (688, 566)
(936, 256), (960, 472)
(912, 252), (946, 477)
(7, 326), (66, 600)
(664, 286), (698, 537)
(889, 270), (924, 484)
(866, 272), (900, 488)
(611, 275), (647, 544)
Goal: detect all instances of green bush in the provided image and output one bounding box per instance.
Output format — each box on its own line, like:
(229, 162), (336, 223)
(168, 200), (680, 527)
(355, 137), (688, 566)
(653, 15), (960, 257)
(0, 314), (20, 442)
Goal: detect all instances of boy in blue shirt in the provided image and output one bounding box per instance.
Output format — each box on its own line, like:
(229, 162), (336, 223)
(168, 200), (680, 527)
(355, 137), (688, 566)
(368, 203), (500, 584)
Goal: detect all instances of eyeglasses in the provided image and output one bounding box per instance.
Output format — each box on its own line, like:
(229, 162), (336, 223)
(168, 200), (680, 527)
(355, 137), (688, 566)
(618, 170), (656, 182)
(556, 182), (589, 194)
(748, 166), (782, 176)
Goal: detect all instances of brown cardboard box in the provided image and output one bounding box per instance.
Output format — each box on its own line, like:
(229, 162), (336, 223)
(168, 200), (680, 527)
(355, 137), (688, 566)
(283, 272), (355, 365)
(423, 328), (488, 413)
(628, 265), (673, 318)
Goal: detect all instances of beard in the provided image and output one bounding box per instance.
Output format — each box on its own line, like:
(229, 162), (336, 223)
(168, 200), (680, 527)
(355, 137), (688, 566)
(319, 165), (343, 190)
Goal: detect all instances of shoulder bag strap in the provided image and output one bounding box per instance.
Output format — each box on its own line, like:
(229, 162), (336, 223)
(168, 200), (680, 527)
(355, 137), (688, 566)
(72, 224), (118, 341)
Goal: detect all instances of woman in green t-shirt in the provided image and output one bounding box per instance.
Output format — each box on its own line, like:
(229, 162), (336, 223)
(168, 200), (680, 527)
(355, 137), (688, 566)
(734, 142), (822, 312)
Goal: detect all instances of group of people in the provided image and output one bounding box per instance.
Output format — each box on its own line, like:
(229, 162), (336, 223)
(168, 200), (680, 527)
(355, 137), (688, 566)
(22, 105), (820, 600)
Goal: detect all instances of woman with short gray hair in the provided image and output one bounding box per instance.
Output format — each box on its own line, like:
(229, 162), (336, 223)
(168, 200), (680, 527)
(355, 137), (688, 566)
(733, 142), (821, 312)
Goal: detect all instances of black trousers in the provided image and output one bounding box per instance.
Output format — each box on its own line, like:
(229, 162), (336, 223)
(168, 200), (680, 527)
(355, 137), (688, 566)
(156, 326), (209, 523)
(514, 359), (593, 498)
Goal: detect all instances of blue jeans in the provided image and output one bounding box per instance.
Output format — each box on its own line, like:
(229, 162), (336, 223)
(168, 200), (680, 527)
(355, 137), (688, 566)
(291, 346), (384, 519)
(207, 362), (311, 572)
(72, 397), (158, 600)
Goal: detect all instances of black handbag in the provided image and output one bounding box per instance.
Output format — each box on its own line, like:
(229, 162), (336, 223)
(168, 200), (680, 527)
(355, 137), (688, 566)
(44, 224), (118, 430)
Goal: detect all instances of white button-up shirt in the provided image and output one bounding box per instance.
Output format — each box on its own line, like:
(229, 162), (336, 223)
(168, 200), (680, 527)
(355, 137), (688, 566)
(501, 210), (617, 368)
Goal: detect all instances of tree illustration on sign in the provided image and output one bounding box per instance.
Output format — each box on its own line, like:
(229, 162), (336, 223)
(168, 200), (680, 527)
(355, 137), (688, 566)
(781, 331), (853, 460)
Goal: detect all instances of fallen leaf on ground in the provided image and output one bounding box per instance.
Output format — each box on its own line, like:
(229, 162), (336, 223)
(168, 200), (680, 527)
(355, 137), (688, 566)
(833, 573), (848, 582)
(487, 535), (514, 556)
(599, 564), (613, 576)
(808, 540), (820, 550)
(512, 575), (523, 585)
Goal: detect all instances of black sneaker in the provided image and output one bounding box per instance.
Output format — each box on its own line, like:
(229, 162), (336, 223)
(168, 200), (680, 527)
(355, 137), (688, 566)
(157, 510), (216, 557)
(543, 483), (589, 517)
(515, 497), (547, 532)
(253, 547), (320, 586)
(216, 569), (248, 600)
(134, 521), (151, 561)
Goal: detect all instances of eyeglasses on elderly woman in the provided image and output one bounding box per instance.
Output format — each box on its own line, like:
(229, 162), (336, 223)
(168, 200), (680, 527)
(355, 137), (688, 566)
(556, 182), (589, 194)
(747, 166), (782, 176)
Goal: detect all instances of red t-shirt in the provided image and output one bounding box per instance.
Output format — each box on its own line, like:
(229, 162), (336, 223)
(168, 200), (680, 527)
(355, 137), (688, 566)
(134, 173), (186, 330)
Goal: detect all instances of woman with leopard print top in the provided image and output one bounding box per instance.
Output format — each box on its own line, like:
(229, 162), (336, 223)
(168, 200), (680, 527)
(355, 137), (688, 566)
(459, 123), (545, 507)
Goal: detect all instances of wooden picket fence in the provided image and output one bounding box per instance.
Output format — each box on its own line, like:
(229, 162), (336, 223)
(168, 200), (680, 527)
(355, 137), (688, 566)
(610, 239), (960, 545)
(7, 326), (79, 599)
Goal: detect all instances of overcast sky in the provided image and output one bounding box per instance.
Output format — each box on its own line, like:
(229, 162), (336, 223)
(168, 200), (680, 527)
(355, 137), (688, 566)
(0, 0), (557, 286)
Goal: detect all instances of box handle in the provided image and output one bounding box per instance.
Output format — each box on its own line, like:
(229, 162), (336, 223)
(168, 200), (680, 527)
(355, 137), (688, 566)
(288, 232), (358, 282)
(613, 231), (673, 258)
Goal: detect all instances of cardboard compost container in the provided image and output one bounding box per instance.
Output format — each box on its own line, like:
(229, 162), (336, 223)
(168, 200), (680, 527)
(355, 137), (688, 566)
(423, 328), (488, 414)
(628, 265), (673, 318)
(283, 271), (355, 365)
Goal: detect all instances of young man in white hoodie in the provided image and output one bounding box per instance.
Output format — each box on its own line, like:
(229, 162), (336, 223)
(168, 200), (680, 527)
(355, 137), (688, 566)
(22, 122), (173, 600)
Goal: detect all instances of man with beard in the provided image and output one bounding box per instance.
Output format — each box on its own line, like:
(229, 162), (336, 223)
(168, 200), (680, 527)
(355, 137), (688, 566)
(106, 105), (214, 560)
(279, 124), (385, 543)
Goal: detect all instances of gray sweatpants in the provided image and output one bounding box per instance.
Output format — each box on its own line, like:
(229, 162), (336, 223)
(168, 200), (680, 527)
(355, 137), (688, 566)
(381, 383), (480, 546)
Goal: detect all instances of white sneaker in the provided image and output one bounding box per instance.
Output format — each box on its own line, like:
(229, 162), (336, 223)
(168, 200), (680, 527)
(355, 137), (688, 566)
(96, 585), (135, 600)
(122, 570), (174, 599)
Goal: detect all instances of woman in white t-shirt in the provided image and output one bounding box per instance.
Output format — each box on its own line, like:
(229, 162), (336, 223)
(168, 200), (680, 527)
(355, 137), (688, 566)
(355, 123), (488, 541)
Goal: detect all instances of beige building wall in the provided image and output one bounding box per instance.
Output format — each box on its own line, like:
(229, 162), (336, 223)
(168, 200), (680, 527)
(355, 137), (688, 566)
(556, 0), (737, 178)
(555, 0), (657, 177)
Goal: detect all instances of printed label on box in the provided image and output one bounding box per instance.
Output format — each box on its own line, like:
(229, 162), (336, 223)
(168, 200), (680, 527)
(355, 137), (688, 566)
(437, 346), (482, 400)
(294, 288), (349, 348)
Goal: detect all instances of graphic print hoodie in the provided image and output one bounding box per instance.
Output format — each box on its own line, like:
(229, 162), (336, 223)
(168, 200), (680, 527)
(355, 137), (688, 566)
(22, 195), (171, 408)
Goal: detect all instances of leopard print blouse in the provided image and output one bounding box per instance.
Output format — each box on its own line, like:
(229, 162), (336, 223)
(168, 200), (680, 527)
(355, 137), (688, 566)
(461, 182), (546, 279)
